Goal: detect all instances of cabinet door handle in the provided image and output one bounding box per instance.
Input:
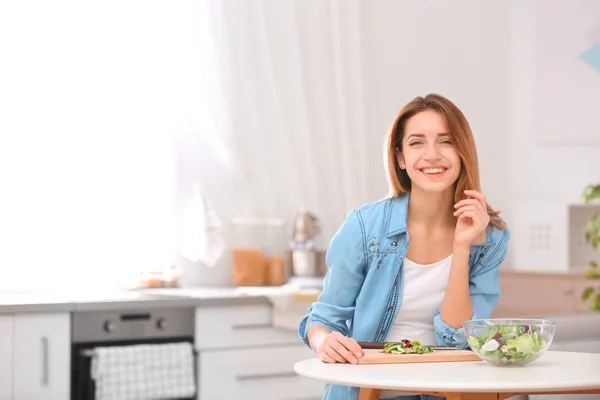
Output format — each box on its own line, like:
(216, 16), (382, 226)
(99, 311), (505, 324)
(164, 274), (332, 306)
(235, 371), (297, 381)
(231, 323), (271, 330)
(41, 336), (49, 385)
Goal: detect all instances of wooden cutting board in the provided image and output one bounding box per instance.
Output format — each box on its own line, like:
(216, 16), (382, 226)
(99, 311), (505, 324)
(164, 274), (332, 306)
(356, 348), (482, 364)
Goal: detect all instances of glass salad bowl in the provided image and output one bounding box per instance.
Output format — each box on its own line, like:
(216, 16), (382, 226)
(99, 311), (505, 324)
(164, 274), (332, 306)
(463, 318), (556, 366)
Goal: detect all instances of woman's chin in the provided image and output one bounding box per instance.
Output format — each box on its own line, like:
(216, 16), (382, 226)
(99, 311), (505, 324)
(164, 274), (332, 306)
(411, 180), (456, 194)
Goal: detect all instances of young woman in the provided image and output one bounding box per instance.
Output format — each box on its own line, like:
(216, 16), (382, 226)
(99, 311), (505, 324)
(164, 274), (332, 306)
(298, 94), (510, 400)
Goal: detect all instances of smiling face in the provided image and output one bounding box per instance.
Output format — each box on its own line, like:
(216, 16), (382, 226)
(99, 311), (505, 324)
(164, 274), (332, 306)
(396, 110), (461, 194)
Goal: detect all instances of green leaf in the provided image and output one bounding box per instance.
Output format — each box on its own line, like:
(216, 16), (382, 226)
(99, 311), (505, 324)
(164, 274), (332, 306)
(590, 260), (599, 268)
(582, 287), (595, 300)
(582, 184), (600, 203)
(582, 185), (593, 202)
(593, 187), (600, 200)
(585, 270), (600, 279)
(590, 293), (600, 311)
(592, 186), (600, 202)
(585, 214), (600, 246)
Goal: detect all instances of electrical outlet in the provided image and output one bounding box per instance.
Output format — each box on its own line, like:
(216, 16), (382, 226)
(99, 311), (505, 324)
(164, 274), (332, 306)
(529, 223), (553, 251)
(568, 204), (600, 268)
(513, 203), (568, 271)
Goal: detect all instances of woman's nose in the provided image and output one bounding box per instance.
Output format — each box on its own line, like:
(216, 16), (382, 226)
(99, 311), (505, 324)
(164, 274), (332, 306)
(424, 144), (442, 161)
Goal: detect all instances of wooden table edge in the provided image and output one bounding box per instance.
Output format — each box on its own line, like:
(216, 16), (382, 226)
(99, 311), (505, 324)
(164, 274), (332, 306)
(358, 387), (600, 400)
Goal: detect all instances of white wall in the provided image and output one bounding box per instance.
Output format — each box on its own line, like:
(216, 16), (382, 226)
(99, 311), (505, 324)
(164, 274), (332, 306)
(361, 0), (515, 268)
(1, 0), (596, 290)
(361, 0), (600, 272)
(190, 0), (600, 286)
(360, 0), (512, 228)
(183, 0), (517, 287)
(510, 0), (600, 271)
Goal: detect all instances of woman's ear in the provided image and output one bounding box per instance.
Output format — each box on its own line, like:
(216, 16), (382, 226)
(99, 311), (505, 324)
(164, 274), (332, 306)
(395, 147), (405, 169)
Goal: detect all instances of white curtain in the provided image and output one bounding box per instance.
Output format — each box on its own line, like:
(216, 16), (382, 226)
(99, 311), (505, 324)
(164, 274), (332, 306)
(0, 0), (218, 291)
(0, 0), (377, 291)
(199, 0), (373, 246)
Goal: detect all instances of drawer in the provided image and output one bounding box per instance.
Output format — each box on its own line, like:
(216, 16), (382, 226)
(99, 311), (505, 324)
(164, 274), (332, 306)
(198, 344), (324, 400)
(195, 304), (299, 350)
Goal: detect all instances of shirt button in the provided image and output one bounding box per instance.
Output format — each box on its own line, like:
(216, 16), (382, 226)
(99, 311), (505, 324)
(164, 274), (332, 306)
(387, 305), (393, 311)
(380, 329), (385, 335)
(391, 241), (397, 246)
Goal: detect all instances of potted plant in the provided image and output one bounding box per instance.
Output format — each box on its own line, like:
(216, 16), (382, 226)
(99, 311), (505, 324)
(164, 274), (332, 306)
(581, 184), (600, 311)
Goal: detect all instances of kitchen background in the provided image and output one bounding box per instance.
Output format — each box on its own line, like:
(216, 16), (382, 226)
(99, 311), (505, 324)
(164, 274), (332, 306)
(0, 0), (600, 399)
(1, 0), (600, 292)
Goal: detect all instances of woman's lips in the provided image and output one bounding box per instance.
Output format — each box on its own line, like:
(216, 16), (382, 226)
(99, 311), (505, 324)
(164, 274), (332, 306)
(419, 166), (447, 178)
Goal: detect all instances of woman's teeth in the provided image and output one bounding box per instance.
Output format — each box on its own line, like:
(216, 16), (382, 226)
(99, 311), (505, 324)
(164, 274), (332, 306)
(421, 168), (446, 174)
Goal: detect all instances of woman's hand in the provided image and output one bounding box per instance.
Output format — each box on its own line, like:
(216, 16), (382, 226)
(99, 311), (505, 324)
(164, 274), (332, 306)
(453, 189), (491, 247)
(317, 331), (363, 364)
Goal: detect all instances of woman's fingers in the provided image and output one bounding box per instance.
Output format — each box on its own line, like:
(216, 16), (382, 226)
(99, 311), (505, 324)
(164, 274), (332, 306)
(453, 205), (478, 217)
(454, 198), (486, 213)
(319, 352), (337, 363)
(464, 189), (486, 205)
(323, 345), (347, 363)
(329, 340), (358, 364)
(338, 336), (363, 359)
(457, 210), (476, 221)
(318, 332), (363, 364)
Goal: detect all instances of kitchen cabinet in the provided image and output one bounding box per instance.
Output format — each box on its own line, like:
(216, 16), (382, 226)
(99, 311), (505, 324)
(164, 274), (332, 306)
(195, 303), (305, 349)
(493, 269), (591, 317)
(13, 312), (70, 400)
(0, 315), (14, 400)
(195, 304), (324, 400)
(199, 344), (323, 399)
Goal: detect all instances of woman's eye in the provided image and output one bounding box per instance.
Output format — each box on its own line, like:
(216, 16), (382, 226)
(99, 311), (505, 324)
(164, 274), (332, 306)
(408, 141), (422, 146)
(440, 140), (452, 145)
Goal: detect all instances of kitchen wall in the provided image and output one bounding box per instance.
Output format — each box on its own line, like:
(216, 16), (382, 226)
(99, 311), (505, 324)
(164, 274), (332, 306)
(348, 0), (600, 274)
(192, 0), (600, 287)
(359, 0), (512, 215)
(1, 1), (598, 290)
(184, 0), (515, 287)
(509, 0), (600, 271)
(358, 0), (513, 264)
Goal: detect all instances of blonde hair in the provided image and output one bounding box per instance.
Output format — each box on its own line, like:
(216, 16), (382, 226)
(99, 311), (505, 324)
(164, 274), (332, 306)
(385, 93), (504, 230)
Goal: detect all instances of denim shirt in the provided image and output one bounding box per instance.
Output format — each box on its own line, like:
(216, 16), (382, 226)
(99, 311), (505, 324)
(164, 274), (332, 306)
(298, 193), (510, 400)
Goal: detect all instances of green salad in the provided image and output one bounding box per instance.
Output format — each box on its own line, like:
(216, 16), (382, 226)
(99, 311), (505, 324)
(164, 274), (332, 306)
(382, 339), (436, 354)
(467, 324), (545, 362)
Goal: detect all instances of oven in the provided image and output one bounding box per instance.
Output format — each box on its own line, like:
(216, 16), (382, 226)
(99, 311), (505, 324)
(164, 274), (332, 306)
(71, 307), (196, 400)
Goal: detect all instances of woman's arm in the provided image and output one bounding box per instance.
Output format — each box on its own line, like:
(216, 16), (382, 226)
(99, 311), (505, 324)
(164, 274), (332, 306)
(439, 243), (473, 329)
(435, 190), (510, 348)
(306, 324), (332, 352)
(298, 209), (367, 362)
(434, 226), (510, 349)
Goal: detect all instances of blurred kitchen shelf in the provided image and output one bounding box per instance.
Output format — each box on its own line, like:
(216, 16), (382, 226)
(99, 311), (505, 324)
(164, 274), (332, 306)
(493, 268), (591, 317)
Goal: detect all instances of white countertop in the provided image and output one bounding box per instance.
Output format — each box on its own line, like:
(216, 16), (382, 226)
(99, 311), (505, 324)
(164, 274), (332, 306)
(0, 285), (321, 314)
(294, 351), (600, 393)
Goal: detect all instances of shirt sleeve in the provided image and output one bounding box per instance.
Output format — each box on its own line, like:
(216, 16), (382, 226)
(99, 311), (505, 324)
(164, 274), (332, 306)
(433, 226), (511, 349)
(298, 209), (367, 349)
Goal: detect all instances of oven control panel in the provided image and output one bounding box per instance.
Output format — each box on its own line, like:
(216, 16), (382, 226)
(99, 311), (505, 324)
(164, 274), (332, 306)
(72, 308), (195, 343)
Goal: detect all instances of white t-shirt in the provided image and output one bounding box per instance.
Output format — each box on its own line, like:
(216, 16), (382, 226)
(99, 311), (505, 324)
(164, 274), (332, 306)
(379, 254), (453, 399)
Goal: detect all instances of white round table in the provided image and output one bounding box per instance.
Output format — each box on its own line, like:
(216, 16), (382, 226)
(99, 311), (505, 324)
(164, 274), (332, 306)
(294, 351), (600, 400)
